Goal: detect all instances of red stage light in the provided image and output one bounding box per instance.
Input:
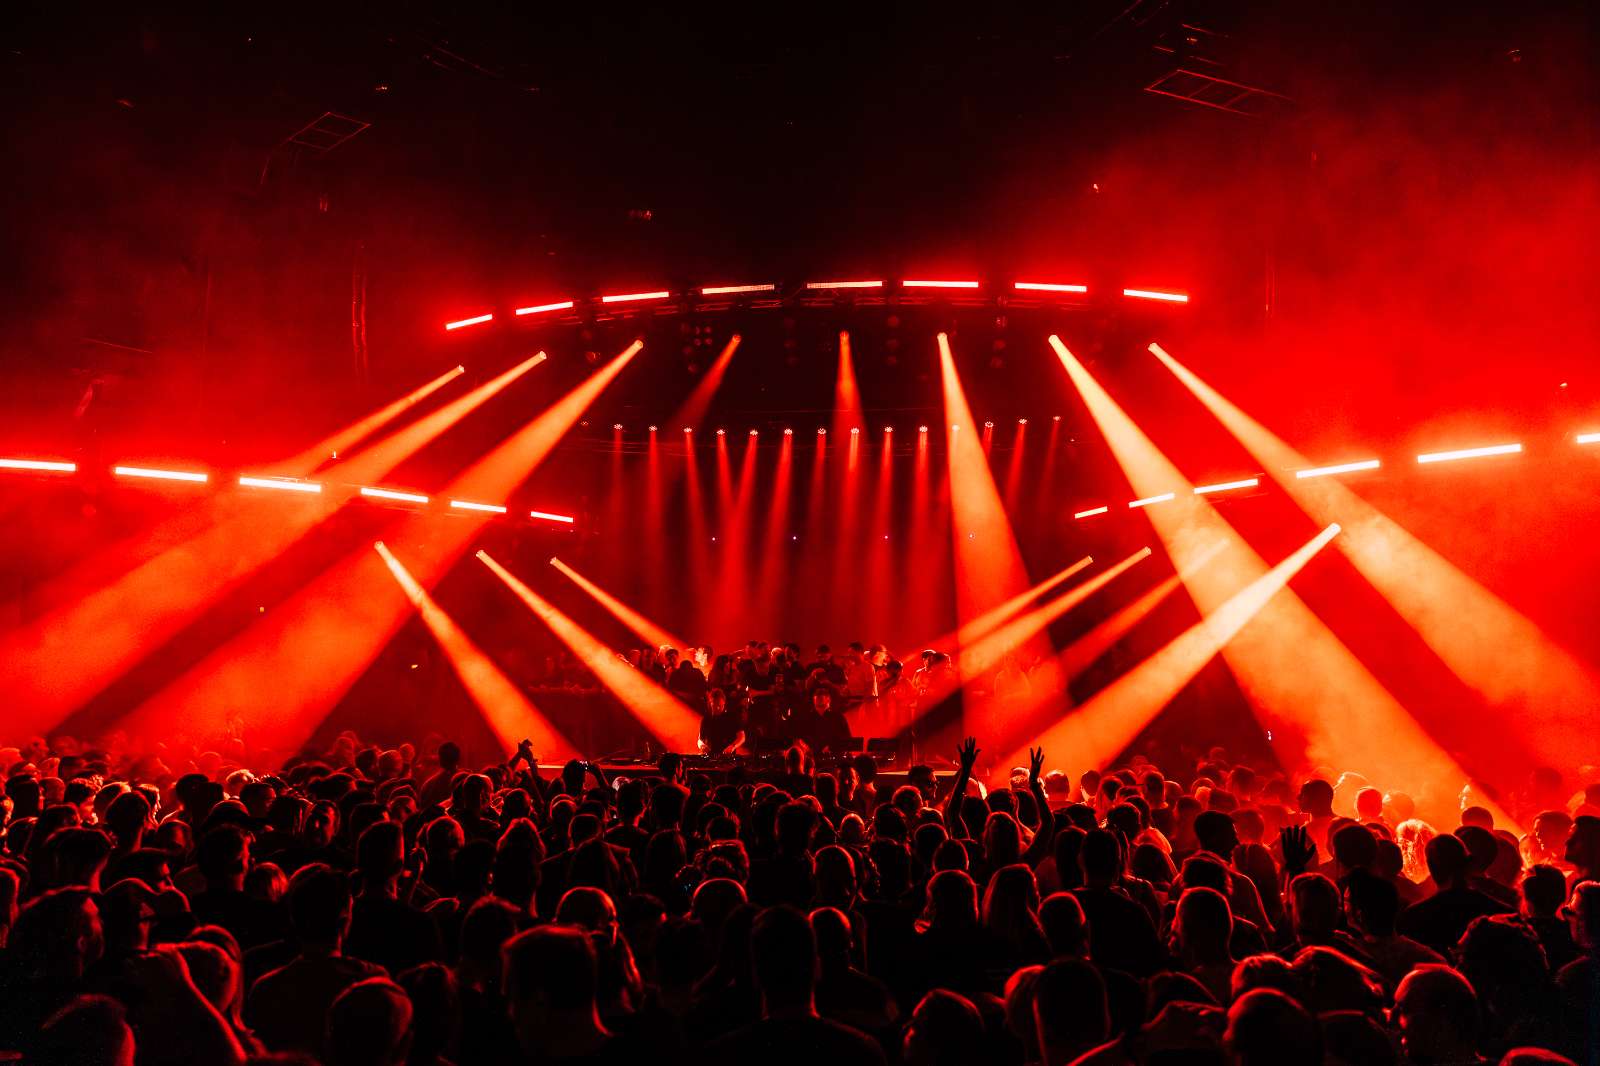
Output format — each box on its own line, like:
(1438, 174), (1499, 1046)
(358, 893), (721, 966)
(600, 290), (670, 304)
(449, 499), (507, 514)
(1129, 492), (1176, 509)
(360, 486), (428, 504)
(850, 427), (860, 435)
(1193, 477), (1259, 495)
(1295, 459), (1381, 479)
(113, 465), (208, 484)
(783, 428), (793, 435)
(716, 428), (725, 436)
(1074, 506), (1108, 519)
(0, 458), (76, 472)
(818, 428), (826, 435)
(903, 279), (979, 289)
(884, 426), (893, 433)
(649, 425), (658, 432)
(238, 475), (322, 494)
(749, 429), (759, 436)
(683, 427), (692, 434)
(1122, 288), (1189, 303)
(1014, 281), (1088, 294)
(919, 425), (928, 433)
(700, 283), (776, 295)
(514, 300), (575, 316)
(1018, 418), (1027, 425)
(984, 421), (994, 429)
(613, 423), (623, 430)
(804, 280), (883, 289)
(444, 312), (494, 331)
(1575, 432), (1600, 444)
(1416, 443), (1522, 464)
(528, 510), (575, 524)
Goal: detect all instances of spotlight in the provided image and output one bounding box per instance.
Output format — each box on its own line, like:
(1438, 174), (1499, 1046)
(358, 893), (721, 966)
(818, 428), (826, 435)
(884, 426), (893, 433)
(984, 421), (994, 429)
(749, 429), (758, 436)
(649, 425), (658, 432)
(1578, 432), (1600, 445)
(850, 427), (860, 435)
(919, 425), (928, 433)
(783, 428), (793, 436)
(1018, 418), (1027, 425)
(683, 427), (692, 434)
(716, 428), (725, 436)
(1053, 415), (1062, 422)
(613, 423), (623, 430)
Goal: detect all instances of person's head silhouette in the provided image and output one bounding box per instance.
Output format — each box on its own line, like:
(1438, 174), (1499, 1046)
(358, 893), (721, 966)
(1225, 988), (1320, 1066)
(1032, 957), (1109, 1066)
(749, 905), (819, 1016)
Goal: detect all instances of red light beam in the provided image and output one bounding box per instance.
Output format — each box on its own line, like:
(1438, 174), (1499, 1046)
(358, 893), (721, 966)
(478, 551), (700, 751)
(377, 542), (576, 758)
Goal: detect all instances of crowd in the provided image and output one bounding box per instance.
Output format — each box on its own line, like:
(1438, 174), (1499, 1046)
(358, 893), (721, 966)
(0, 723), (1597, 1066)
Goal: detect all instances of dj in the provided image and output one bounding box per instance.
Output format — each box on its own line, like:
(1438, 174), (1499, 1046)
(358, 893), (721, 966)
(698, 687), (746, 755)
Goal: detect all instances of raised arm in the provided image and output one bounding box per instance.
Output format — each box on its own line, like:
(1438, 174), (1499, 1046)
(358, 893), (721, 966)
(943, 737), (979, 839)
(1021, 747), (1056, 867)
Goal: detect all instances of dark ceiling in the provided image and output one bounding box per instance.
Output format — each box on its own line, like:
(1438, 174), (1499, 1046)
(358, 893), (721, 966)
(1, 1), (1592, 451)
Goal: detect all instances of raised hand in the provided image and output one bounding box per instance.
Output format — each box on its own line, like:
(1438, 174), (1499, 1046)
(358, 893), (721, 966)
(957, 737), (980, 771)
(1279, 824), (1316, 876)
(1028, 747), (1046, 784)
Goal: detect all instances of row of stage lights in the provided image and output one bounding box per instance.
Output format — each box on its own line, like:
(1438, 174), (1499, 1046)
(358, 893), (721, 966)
(0, 459), (577, 527)
(623, 418), (1062, 436)
(6, 437), (1595, 532)
(443, 278), (1190, 332)
(1072, 439), (1600, 520)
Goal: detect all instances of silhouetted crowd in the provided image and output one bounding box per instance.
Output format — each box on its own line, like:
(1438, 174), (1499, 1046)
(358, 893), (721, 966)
(1, 727), (1598, 1066)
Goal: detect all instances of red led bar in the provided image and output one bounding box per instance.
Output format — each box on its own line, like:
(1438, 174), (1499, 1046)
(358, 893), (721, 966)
(804, 280), (883, 289)
(1015, 281), (1088, 294)
(528, 509), (576, 524)
(114, 465), (209, 484)
(444, 313), (494, 330)
(902, 279), (979, 289)
(700, 283), (776, 295)
(1122, 288), (1189, 303)
(514, 300), (575, 316)
(0, 458), (77, 473)
(600, 291), (670, 304)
